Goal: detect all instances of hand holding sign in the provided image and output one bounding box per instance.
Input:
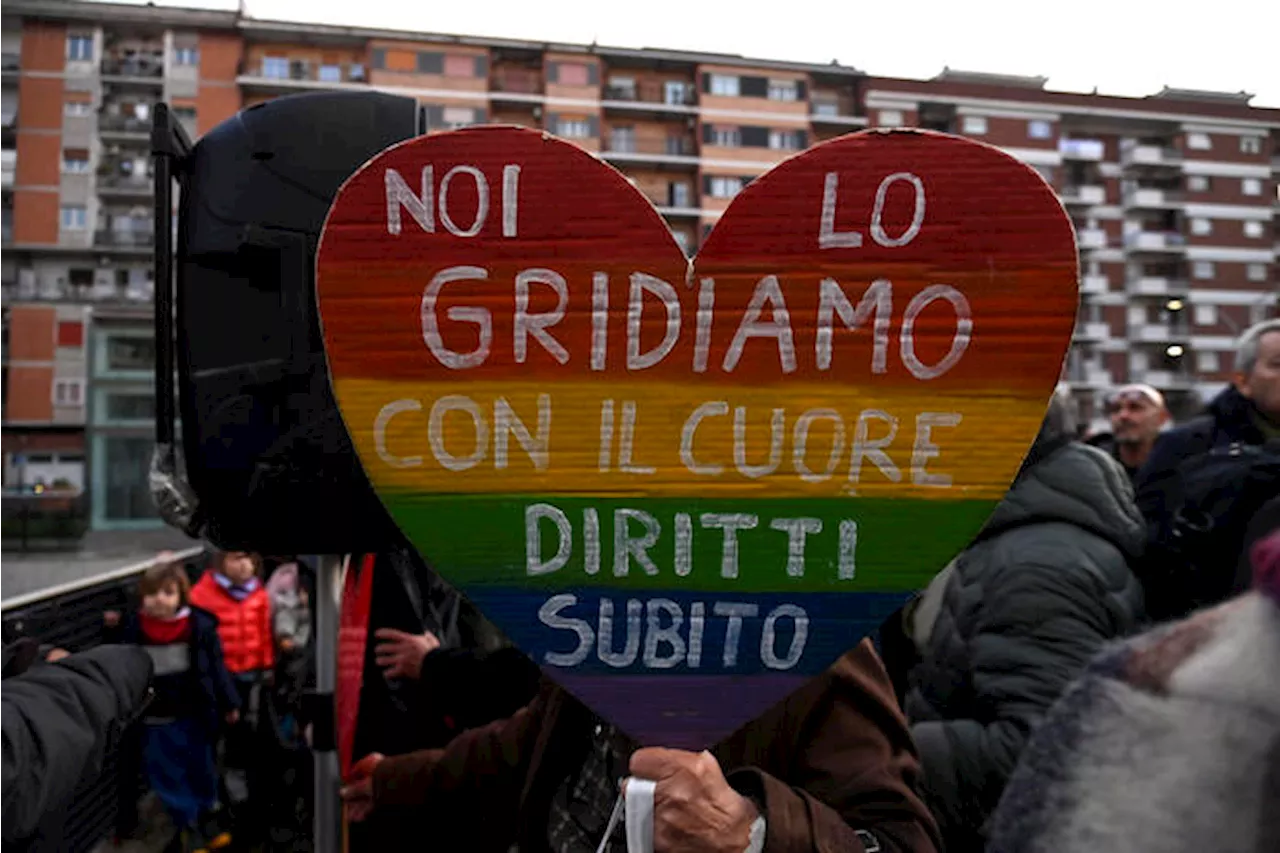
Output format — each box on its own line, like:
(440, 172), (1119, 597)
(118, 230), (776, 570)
(630, 748), (759, 853)
(317, 126), (1077, 747)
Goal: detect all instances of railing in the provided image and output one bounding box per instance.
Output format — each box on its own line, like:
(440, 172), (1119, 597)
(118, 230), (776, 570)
(97, 171), (153, 192)
(1059, 138), (1105, 160)
(100, 57), (164, 78)
(2, 278), (153, 303)
(1061, 185), (1106, 205)
(490, 73), (543, 95)
(1, 51), (19, 72)
(602, 83), (698, 107)
(1125, 230), (1187, 250)
(1, 491), (89, 550)
(99, 114), (151, 134)
(0, 548), (207, 853)
(603, 137), (697, 157)
(95, 229), (155, 247)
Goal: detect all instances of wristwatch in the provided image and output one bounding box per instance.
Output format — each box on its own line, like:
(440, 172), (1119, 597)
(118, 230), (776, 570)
(856, 829), (882, 852)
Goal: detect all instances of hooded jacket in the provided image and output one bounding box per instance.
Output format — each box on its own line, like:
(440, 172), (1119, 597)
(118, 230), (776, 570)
(903, 442), (1145, 851)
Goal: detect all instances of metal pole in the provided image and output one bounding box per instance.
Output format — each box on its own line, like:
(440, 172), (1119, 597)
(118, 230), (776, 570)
(313, 554), (344, 853)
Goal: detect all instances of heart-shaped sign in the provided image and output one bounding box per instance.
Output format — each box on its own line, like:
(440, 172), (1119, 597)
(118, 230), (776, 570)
(316, 126), (1077, 748)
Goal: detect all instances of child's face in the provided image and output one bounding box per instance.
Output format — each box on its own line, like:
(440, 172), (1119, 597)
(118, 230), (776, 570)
(142, 582), (182, 619)
(221, 552), (257, 584)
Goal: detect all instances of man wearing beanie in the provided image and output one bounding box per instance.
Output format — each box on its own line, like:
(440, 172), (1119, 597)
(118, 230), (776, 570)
(989, 525), (1280, 853)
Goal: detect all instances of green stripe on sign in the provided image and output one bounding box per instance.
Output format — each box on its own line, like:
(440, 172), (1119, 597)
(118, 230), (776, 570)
(381, 493), (996, 594)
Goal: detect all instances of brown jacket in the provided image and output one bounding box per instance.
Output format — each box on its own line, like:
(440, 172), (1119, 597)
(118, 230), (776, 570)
(372, 639), (940, 853)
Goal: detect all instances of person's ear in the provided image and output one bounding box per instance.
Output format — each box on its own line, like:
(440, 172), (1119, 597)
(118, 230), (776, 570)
(1234, 371), (1253, 399)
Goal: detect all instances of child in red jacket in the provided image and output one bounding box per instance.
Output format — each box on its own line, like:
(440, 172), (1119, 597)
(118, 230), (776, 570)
(188, 550), (273, 839)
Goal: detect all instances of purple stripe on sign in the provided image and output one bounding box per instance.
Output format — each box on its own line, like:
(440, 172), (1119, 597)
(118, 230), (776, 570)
(551, 672), (813, 749)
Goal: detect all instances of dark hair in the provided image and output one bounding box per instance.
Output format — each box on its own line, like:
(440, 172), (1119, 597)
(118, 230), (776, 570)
(138, 562), (191, 604)
(214, 550), (263, 577)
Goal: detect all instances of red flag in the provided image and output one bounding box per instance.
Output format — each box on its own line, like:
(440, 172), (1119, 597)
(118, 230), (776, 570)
(336, 553), (376, 779)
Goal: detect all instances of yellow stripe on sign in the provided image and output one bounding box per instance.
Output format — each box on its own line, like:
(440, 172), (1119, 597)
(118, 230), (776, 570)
(333, 378), (1046, 501)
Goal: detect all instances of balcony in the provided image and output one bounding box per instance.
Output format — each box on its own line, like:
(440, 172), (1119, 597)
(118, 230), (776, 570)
(1, 52), (18, 74)
(1128, 276), (1188, 296)
(1077, 228), (1108, 249)
(1080, 274), (1109, 294)
(601, 82), (698, 115)
(1125, 230), (1187, 252)
(100, 56), (164, 81)
(99, 114), (151, 136)
(95, 229), (154, 249)
(1144, 370), (1194, 389)
(1121, 143), (1181, 168)
(1068, 363), (1113, 386)
(2, 278), (152, 303)
(489, 72), (544, 102)
(1061, 184), (1106, 206)
(1, 149), (14, 189)
(601, 136), (698, 167)
(1059, 138), (1105, 161)
(1130, 321), (1190, 343)
(1074, 321), (1111, 341)
(1124, 187), (1182, 208)
(97, 171), (152, 196)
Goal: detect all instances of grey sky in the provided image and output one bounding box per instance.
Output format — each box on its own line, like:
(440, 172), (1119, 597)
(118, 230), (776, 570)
(117, 0), (1280, 108)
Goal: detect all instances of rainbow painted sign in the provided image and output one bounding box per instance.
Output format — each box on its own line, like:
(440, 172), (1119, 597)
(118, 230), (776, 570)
(316, 126), (1078, 748)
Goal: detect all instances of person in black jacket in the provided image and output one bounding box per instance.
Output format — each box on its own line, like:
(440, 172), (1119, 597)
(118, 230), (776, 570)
(1136, 319), (1280, 507)
(2, 644), (154, 848)
(901, 386), (1146, 851)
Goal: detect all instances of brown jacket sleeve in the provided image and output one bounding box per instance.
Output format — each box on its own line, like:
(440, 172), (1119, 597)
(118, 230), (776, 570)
(720, 640), (941, 853)
(371, 688), (544, 851)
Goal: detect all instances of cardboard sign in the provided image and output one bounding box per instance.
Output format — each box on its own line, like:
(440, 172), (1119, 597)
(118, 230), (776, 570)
(316, 126), (1077, 748)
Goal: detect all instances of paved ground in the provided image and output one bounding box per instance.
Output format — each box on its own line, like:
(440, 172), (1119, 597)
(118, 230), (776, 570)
(1, 528), (203, 602)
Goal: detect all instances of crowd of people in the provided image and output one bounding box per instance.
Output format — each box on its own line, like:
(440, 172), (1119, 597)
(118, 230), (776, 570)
(2, 318), (1278, 853)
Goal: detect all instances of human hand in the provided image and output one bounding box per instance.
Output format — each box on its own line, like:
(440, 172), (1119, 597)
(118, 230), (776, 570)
(374, 628), (440, 680)
(225, 709), (240, 725)
(629, 748), (759, 853)
(340, 752), (385, 823)
(103, 610), (121, 628)
(45, 648), (71, 663)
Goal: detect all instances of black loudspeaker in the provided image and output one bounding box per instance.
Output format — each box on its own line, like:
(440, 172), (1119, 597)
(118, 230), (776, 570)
(168, 92), (423, 553)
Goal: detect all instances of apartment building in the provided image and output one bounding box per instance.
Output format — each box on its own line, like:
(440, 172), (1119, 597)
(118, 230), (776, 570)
(2, 0), (1278, 528)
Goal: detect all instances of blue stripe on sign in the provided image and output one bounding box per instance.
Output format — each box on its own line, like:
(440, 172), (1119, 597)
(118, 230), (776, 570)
(466, 588), (910, 677)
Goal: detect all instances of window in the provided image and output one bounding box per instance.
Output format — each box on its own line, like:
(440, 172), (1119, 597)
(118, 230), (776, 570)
(1243, 220), (1265, 239)
(57, 321), (84, 347)
(106, 336), (156, 371)
(813, 100), (839, 117)
(768, 129), (801, 150)
(708, 176), (744, 199)
(1242, 178), (1263, 196)
(53, 379), (84, 406)
(67, 35), (93, 62)
(61, 151), (90, 174)
(1192, 261), (1215, 280)
(878, 109), (903, 127)
(318, 64), (342, 83)
(555, 117), (591, 139)
(1247, 263), (1268, 282)
(1028, 119), (1052, 140)
(1187, 175), (1210, 192)
(767, 80), (798, 101)
(709, 74), (739, 97)
(348, 63), (366, 81)
(106, 393), (155, 421)
(1240, 136), (1263, 155)
(173, 46), (198, 66)
(609, 125), (635, 153)
(664, 81), (691, 106)
(1197, 351), (1220, 373)
(1190, 217), (1212, 236)
(961, 115), (988, 135)
(710, 126), (740, 147)
(60, 205), (87, 230)
(370, 49), (387, 70)
(1194, 304), (1217, 326)
(262, 56), (289, 79)
(441, 107), (476, 129)
(172, 106), (196, 125)
(668, 181), (691, 208)
(607, 75), (636, 98)
(444, 55), (476, 78)
(556, 62), (589, 86)
(64, 100), (92, 117)
(1186, 132), (1211, 150)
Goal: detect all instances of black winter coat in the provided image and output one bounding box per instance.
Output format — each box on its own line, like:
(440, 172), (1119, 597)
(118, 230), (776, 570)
(904, 443), (1145, 851)
(1, 645), (154, 847)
